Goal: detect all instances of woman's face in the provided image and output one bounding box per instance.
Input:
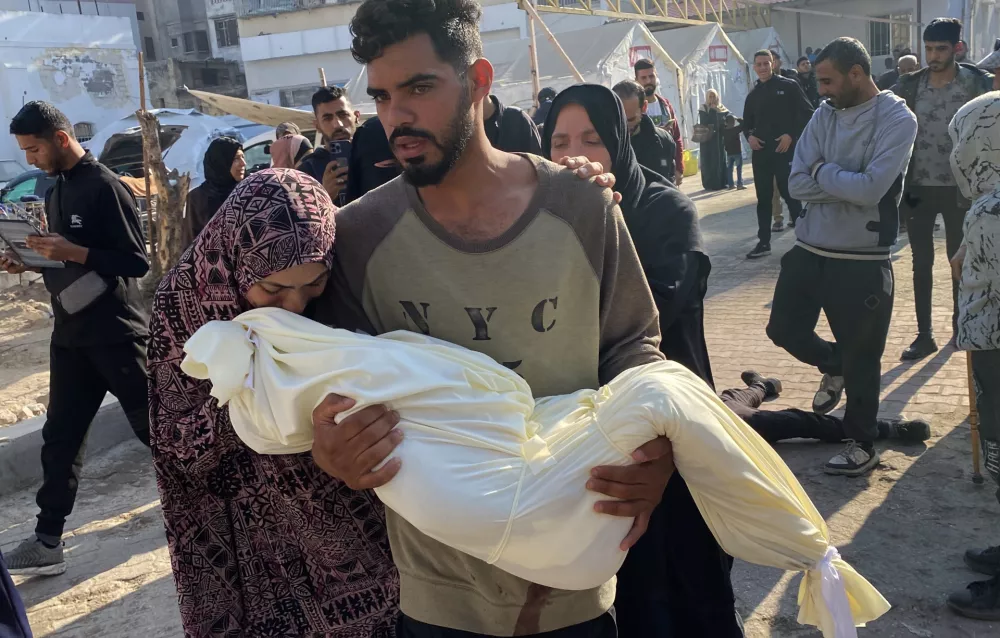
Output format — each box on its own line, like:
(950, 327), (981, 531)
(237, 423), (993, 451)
(231, 150), (247, 182)
(707, 91), (719, 107)
(245, 262), (329, 314)
(548, 104), (613, 175)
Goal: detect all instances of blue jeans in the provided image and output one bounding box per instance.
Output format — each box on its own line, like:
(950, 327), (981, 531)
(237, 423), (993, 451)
(727, 153), (743, 187)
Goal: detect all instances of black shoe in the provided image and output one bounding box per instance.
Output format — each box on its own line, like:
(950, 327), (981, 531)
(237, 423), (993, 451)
(741, 370), (782, 399)
(812, 373), (845, 414)
(966, 546), (1000, 576)
(876, 416), (931, 443)
(824, 440), (879, 476)
(947, 575), (1000, 621)
(771, 220), (785, 233)
(902, 334), (939, 361)
(787, 219), (796, 229)
(746, 243), (771, 259)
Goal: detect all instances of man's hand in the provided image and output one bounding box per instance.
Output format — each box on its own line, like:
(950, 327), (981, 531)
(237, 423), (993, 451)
(775, 134), (794, 154)
(0, 250), (32, 274)
(557, 156), (622, 205)
(588, 436), (675, 550)
(322, 161), (349, 202)
(311, 394), (403, 490)
(675, 174), (683, 187)
(748, 135), (764, 151)
(951, 243), (968, 282)
(24, 234), (87, 264)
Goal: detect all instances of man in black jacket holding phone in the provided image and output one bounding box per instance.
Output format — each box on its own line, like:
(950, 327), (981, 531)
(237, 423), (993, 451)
(1, 101), (150, 578)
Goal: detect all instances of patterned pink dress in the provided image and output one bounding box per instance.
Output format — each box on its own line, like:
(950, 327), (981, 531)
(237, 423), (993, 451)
(147, 169), (399, 637)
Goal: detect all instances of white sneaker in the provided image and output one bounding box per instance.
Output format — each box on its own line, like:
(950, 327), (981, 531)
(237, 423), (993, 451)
(813, 374), (844, 414)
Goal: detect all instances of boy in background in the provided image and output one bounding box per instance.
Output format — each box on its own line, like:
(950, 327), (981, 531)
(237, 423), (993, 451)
(723, 114), (746, 190)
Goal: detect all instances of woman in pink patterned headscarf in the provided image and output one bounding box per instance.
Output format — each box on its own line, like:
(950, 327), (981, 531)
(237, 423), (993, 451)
(147, 169), (398, 637)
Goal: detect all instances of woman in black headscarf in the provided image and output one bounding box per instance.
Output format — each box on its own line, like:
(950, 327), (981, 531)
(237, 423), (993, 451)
(698, 89), (730, 191)
(543, 85), (744, 638)
(183, 136), (244, 246)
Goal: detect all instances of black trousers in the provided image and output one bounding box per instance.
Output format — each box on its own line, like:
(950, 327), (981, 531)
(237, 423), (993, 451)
(766, 247), (894, 443)
(970, 349), (1000, 505)
(721, 385), (846, 443)
(35, 339), (150, 539)
(396, 612), (616, 638)
(751, 147), (802, 245)
(903, 186), (967, 336)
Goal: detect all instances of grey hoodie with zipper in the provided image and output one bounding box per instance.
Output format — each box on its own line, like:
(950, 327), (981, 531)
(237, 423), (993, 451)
(789, 91), (917, 259)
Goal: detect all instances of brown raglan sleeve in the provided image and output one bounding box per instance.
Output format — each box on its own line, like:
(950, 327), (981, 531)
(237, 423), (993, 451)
(308, 180), (406, 334)
(596, 198), (665, 385)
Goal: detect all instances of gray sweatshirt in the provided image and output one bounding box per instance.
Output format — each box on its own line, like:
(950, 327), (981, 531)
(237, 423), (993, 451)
(789, 91), (917, 259)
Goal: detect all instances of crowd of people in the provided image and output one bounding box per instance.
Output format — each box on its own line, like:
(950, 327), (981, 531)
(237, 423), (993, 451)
(0, 0), (998, 635)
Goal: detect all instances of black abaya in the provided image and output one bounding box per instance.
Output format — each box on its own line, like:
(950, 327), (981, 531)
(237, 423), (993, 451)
(699, 106), (729, 191)
(542, 85), (741, 638)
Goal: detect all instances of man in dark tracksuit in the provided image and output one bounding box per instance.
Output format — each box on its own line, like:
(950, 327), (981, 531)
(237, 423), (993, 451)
(1, 102), (149, 577)
(614, 79), (677, 182)
(483, 94), (542, 154)
(345, 116), (401, 203)
(743, 49), (814, 259)
(891, 18), (994, 361)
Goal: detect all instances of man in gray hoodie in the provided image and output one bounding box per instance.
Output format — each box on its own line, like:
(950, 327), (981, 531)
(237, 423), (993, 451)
(767, 37), (918, 476)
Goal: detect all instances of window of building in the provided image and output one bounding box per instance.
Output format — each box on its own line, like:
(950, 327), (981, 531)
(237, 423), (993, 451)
(201, 68), (221, 86)
(171, 37), (179, 48)
(73, 122), (95, 143)
(144, 37), (156, 61)
(137, 11), (144, 21)
(215, 17), (240, 49)
(195, 30), (211, 53)
(869, 13), (912, 57)
(183, 33), (194, 53)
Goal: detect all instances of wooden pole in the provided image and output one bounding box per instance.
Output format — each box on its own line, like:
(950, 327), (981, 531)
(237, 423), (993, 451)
(968, 353), (984, 483)
(319, 68), (328, 88)
(521, 0), (585, 83)
(138, 51), (156, 268)
(527, 0), (542, 110)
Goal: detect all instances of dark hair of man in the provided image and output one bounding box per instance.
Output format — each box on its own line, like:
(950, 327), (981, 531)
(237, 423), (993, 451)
(350, 0), (483, 72)
(311, 86), (349, 113)
(9, 101), (73, 139)
(815, 37), (872, 77)
(538, 87), (557, 102)
(797, 56), (809, 65)
(885, 57), (894, 69)
(924, 18), (961, 45)
(612, 80), (647, 108)
(754, 49), (773, 62)
(633, 58), (655, 72)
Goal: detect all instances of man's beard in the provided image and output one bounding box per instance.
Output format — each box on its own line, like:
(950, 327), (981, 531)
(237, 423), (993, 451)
(394, 88), (474, 188)
(643, 85), (656, 97)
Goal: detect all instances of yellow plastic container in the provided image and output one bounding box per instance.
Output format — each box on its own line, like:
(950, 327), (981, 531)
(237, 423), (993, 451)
(683, 148), (699, 177)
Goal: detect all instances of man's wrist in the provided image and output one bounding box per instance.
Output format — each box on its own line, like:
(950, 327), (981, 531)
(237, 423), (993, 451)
(71, 245), (89, 265)
(810, 160), (826, 180)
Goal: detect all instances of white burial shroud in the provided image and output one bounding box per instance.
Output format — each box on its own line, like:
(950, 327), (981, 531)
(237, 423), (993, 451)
(181, 307), (891, 638)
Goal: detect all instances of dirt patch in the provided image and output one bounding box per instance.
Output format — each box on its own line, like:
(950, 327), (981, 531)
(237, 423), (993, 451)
(0, 281), (52, 427)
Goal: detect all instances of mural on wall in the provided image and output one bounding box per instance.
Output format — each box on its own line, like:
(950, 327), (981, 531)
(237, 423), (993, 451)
(34, 48), (132, 108)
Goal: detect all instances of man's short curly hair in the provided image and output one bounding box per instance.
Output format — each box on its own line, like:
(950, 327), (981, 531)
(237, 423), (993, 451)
(350, 0), (484, 71)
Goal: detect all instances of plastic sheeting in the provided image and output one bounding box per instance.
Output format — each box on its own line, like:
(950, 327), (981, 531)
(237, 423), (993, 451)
(484, 21), (687, 135)
(655, 24), (751, 144)
(182, 307), (891, 638)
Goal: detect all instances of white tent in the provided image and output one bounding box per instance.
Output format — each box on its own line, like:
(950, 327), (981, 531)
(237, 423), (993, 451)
(654, 24), (751, 145)
(485, 21), (686, 135)
(726, 27), (794, 70)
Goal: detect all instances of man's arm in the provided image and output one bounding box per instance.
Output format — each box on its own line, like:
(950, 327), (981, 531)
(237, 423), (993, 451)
(789, 116), (842, 203)
(665, 98), (685, 176)
(519, 109), (543, 155)
(85, 180), (149, 278)
(597, 202), (664, 384)
(742, 90), (757, 141)
(812, 108), (918, 206)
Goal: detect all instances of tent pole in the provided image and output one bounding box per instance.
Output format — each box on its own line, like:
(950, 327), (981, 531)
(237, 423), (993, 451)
(138, 51), (155, 263)
(522, 0), (585, 83)
(319, 68), (328, 87)
(527, 0), (542, 109)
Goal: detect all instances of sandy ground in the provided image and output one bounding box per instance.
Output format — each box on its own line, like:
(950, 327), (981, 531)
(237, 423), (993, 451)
(1, 168), (998, 637)
(0, 281), (52, 427)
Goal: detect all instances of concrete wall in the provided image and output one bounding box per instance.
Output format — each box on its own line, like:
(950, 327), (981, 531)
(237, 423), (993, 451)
(0, 0), (141, 50)
(239, 0), (545, 101)
(769, 0), (959, 61)
(205, 0), (243, 64)
(0, 11), (140, 163)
